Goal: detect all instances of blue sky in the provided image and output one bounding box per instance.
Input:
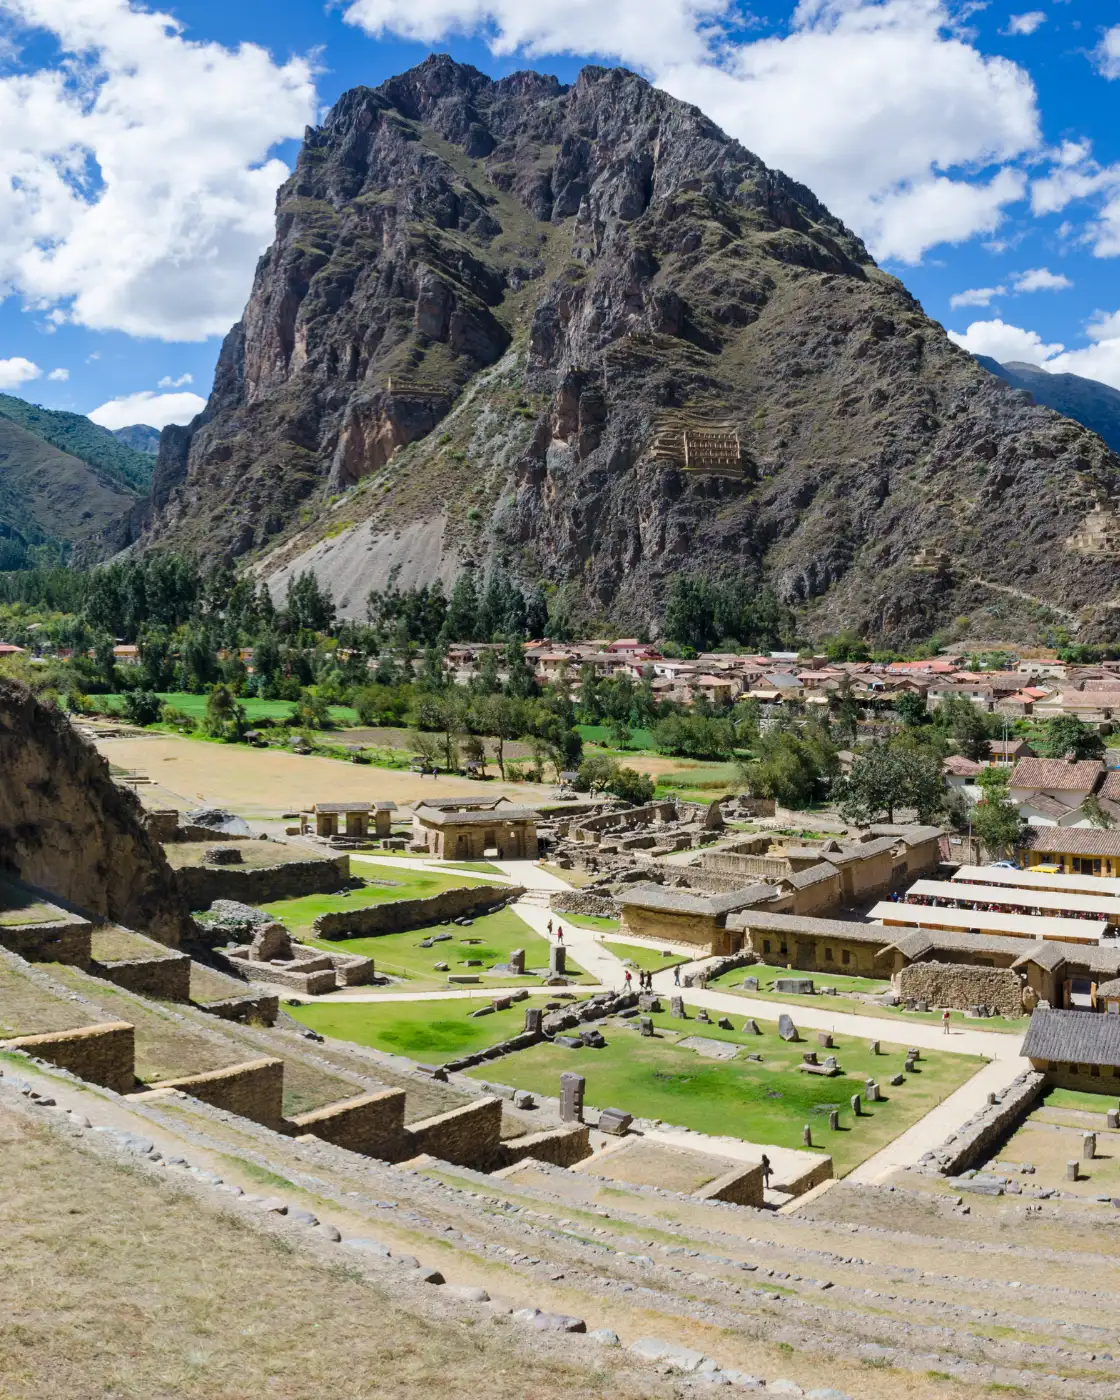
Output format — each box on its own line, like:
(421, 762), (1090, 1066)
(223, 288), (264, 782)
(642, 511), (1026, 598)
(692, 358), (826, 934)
(1, 0), (1119, 431)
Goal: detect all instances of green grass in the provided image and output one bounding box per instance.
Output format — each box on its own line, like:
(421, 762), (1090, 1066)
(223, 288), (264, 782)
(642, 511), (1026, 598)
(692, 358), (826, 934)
(1042, 1085), (1120, 1113)
(600, 940), (690, 973)
(705, 964), (1031, 1035)
(576, 724), (656, 750)
(558, 913), (620, 934)
(285, 994), (566, 1060)
(443, 861), (504, 875)
(468, 1007), (983, 1174)
(96, 692), (359, 726)
(302, 907), (594, 989)
(259, 870), (492, 938)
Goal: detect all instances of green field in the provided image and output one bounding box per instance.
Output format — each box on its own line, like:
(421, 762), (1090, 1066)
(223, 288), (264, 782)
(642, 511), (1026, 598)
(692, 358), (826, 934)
(1042, 1085), (1120, 1113)
(705, 965), (1030, 1036)
(467, 1006), (983, 1174)
(286, 993), (568, 1060)
(600, 939), (690, 973)
(302, 906), (593, 989)
(260, 870), (492, 938)
(556, 912), (620, 934)
(96, 692), (359, 726)
(443, 861), (504, 875)
(576, 724), (656, 750)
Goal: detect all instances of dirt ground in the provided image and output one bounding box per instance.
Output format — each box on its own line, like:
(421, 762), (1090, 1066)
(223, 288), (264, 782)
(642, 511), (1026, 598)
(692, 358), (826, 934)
(95, 734), (546, 818)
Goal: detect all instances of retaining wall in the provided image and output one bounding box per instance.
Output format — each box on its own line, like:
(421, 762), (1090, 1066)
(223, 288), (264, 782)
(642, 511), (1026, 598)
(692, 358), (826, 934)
(0, 916), (93, 967)
(201, 991), (280, 1026)
(897, 961), (1025, 1018)
(177, 853), (350, 911)
(400, 1096), (504, 1168)
(927, 1070), (1046, 1176)
(159, 1056), (284, 1129)
(290, 1089), (407, 1157)
(499, 1124), (592, 1169)
(694, 1162), (765, 1208)
(313, 884), (519, 940)
(94, 951), (191, 1002)
(2, 1021), (135, 1094)
(549, 891), (620, 919)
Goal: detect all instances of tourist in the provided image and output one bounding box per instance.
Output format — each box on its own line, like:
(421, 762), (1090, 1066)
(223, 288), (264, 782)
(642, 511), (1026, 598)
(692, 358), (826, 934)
(673, 964), (681, 987)
(942, 1009), (951, 1034)
(760, 1154), (772, 1188)
(556, 925), (564, 944)
(547, 919), (553, 936)
(624, 969), (632, 990)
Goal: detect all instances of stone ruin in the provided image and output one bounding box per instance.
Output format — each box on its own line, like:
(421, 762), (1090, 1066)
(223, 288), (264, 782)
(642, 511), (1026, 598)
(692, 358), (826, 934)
(202, 900), (376, 995)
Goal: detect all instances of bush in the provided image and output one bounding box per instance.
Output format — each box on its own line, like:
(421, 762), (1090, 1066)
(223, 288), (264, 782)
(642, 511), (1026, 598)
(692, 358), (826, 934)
(159, 704), (197, 732)
(121, 690), (163, 726)
(609, 765), (655, 804)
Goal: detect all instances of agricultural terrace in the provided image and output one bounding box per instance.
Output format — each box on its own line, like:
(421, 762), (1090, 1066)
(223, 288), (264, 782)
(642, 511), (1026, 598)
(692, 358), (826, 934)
(467, 1006), (983, 1175)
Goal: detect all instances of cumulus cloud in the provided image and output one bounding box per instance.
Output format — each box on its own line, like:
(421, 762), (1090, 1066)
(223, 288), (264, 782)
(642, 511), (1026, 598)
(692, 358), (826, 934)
(0, 0), (316, 340)
(1005, 11), (1045, 36)
(950, 285), (1005, 308)
(1097, 25), (1120, 80)
(157, 373), (194, 389)
(345, 0), (1040, 263)
(1012, 267), (1071, 292)
(0, 356), (41, 389)
(947, 318), (1063, 364)
(46, 367), (69, 381)
(88, 389), (207, 430)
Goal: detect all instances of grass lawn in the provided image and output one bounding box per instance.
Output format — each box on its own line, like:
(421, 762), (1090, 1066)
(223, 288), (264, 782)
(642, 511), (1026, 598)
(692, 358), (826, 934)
(1042, 1085), (1120, 1113)
(260, 869), (492, 938)
(539, 864), (590, 887)
(443, 861), (504, 875)
(302, 907), (594, 989)
(576, 724), (656, 750)
(559, 913), (620, 934)
(600, 939), (690, 973)
(95, 691), (359, 726)
(285, 993), (571, 1060)
(468, 1006), (984, 1174)
(705, 965), (1031, 1036)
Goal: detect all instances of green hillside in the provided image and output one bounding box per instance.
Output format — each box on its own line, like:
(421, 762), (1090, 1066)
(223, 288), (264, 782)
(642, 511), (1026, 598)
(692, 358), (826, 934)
(0, 394), (155, 494)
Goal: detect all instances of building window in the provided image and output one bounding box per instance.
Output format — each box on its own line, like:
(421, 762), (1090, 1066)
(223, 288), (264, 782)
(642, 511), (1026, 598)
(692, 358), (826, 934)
(763, 940), (771, 954)
(1048, 1061), (1058, 1072)
(825, 947), (833, 961)
(842, 949), (851, 966)
(1070, 1063), (1078, 1074)
(1092, 1064), (1101, 1077)
(780, 944), (788, 957)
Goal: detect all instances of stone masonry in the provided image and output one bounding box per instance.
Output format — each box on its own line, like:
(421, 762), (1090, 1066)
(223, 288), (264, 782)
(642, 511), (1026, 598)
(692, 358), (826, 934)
(897, 961), (1025, 1018)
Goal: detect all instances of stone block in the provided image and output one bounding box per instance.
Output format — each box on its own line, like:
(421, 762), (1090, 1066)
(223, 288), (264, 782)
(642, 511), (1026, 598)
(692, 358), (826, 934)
(778, 1013), (798, 1042)
(742, 976), (759, 991)
(560, 1071), (585, 1123)
(850, 1094), (861, 1117)
(717, 1017), (733, 1030)
(774, 977), (814, 995)
(1066, 1160), (1079, 1182)
(743, 1019), (761, 1035)
(639, 1015), (654, 1037)
(523, 1007), (543, 1035)
(1083, 1132), (1097, 1161)
(817, 1031), (833, 1049)
(598, 1107), (632, 1136)
(670, 996), (685, 1018)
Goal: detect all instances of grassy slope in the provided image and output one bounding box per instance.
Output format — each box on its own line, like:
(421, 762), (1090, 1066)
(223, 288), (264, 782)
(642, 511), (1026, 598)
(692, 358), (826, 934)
(599, 940), (690, 974)
(469, 1008), (982, 1174)
(0, 393), (154, 493)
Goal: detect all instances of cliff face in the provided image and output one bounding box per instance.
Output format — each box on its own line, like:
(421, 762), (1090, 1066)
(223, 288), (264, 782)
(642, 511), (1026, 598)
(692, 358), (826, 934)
(0, 681), (189, 947)
(143, 55), (1120, 642)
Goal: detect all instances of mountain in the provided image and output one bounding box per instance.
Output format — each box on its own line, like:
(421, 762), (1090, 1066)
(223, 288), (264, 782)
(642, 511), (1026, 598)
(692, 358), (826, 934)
(0, 395), (154, 568)
(141, 55), (1120, 643)
(113, 424), (161, 455)
(975, 356), (1120, 455)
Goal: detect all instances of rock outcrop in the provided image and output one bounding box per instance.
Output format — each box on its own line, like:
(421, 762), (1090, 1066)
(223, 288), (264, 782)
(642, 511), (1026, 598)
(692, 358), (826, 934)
(141, 55), (1120, 642)
(0, 680), (189, 946)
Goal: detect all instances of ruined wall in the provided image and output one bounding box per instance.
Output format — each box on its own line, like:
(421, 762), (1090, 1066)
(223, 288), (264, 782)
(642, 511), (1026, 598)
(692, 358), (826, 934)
(313, 884), (518, 939)
(160, 1057), (284, 1128)
(548, 891), (620, 919)
(898, 961), (1025, 1017)
(0, 680), (190, 946)
(926, 1071), (1045, 1175)
(202, 990), (280, 1026)
(400, 1096), (504, 1167)
(290, 1088), (407, 1157)
(619, 907), (719, 950)
(0, 916), (93, 966)
(94, 951), (191, 1002)
(176, 853), (349, 910)
(2, 1022), (135, 1094)
(694, 1162), (765, 1208)
(499, 1124), (592, 1169)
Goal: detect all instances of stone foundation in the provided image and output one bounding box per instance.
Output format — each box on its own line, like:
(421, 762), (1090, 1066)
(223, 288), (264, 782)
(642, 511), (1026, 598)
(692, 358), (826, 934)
(2, 1021), (135, 1094)
(290, 1088), (407, 1157)
(897, 961), (1025, 1018)
(313, 884), (518, 940)
(177, 853), (350, 911)
(94, 951), (191, 1002)
(400, 1096), (504, 1168)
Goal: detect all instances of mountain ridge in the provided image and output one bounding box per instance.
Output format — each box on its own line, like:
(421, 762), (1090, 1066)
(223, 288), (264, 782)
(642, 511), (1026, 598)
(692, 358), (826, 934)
(974, 355), (1120, 455)
(139, 54), (1120, 643)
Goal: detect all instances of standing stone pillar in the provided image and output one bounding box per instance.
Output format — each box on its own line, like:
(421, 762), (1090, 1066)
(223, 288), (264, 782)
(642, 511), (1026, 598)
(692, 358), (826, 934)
(1083, 1132), (1097, 1161)
(1066, 1160), (1079, 1182)
(550, 944), (566, 977)
(802, 1125), (813, 1148)
(828, 1110), (840, 1131)
(670, 996), (685, 1018)
(524, 1007), (543, 1035)
(509, 948), (525, 975)
(851, 1094), (862, 1117)
(560, 1071), (585, 1124)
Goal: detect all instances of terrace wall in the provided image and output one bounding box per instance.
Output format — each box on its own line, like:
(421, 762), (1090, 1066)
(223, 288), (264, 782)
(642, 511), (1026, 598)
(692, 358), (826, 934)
(94, 951), (191, 1002)
(499, 1124), (592, 1169)
(177, 854), (350, 911)
(313, 884), (519, 940)
(0, 917), (92, 967)
(2, 1021), (135, 1094)
(159, 1057), (284, 1129)
(694, 1162), (765, 1208)
(400, 1096), (504, 1168)
(290, 1089), (407, 1158)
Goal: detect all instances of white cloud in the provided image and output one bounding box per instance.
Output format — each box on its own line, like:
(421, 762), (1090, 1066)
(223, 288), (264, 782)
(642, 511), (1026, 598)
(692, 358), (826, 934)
(950, 285), (1006, 308)
(1012, 267), (1071, 292)
(947, 317), (1064, 364)
(1005, 11), (1045, 36)
(157, 373), (194, 389)
(1097, 25), (1120, 80)
(0, 356), (41, 389)
(88, 389), (207, 430)
(346, 0), (1041, 264)
(0, 0), (316, 340)
(46, 367), (69, 381)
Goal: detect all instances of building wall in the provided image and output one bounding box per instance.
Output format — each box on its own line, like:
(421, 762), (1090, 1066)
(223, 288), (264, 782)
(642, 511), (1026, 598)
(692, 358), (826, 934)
(843, 850), (895, 900)
(787, 873), (843, 918)
(1034, 1059), (1120, 1093)
(2, 1021), (135, 1094)
(313, 884), (517, 939)
(400, 1096), (504, 1168)
(618, 906), (722, 951)
(1019, 844), (1120, 878)
(897, 960), (1025, 1016)
(743, 926), (883, 976)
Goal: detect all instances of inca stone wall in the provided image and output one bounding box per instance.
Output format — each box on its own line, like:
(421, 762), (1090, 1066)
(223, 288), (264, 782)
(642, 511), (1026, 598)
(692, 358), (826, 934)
(898, 961), (1025, 1017)
(290, 1088), (407, 1158)
(694, 1162), (765, 1208)
(499, 1124), (592, 1169)
(160, 1057), (285, 1129)
(400, 1096), (504, 1168)
(0, 680), (190, 946)
(549, 891), (620, 919)
(313, 884), (518, 939)
(176, 853), (350, 911)
(94, 951), (191, 1002)
(2, 1022), (136, 1094)
(0, 916), (93, 967)
(926, 1071), (1046, 1176)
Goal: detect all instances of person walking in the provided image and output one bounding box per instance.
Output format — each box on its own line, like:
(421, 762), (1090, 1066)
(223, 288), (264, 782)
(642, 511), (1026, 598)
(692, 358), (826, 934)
(547, 919), (553, 937)
(760, 1154), (772, 1189)
(556, 925), (564, 944)
(673, 963), (681, 987)
(624, 969), (632, 990)
(942, 1008), (951, 1035)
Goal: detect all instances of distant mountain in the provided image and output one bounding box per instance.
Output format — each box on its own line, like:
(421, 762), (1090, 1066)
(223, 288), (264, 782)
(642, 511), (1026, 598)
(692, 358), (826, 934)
(975, 356), (1120, 454)
(113, 424), (161, 455)
(0, 395), (154, 569)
